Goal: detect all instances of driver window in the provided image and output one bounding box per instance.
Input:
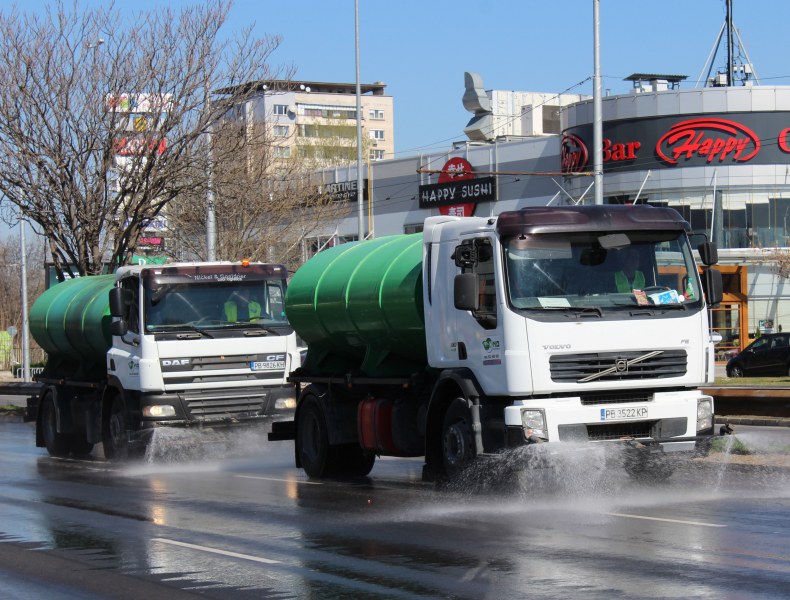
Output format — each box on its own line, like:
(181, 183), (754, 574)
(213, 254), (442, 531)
(119, 277), (140, 334)
(460, 238), (497, 330)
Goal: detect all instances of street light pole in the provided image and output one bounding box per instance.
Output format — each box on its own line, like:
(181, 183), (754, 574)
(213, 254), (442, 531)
(205, 89), (217, 261)
(354, 0), (365, 241)
(19, 219), (30, 382)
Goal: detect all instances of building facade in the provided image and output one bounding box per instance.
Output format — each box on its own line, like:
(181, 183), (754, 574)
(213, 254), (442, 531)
(241, 79), (394, 164)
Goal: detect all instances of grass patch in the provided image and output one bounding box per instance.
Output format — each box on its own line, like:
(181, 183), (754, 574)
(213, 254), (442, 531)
(0, 405), (26, 416)
(713, 376), (790, 386)
(709, 436), (751, 454)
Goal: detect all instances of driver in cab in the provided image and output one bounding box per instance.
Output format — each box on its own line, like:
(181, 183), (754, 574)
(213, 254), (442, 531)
(224, 289), (263, 322)
(614, 249), (645, 293)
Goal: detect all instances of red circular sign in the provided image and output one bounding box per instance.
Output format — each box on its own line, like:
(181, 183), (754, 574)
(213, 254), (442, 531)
(438, 157), (476, 217)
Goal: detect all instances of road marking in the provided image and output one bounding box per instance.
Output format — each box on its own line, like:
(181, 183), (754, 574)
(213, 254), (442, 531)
(152, 537), (281, 564)
(235, 475), (322, 485)
(606, 512), (727, 528)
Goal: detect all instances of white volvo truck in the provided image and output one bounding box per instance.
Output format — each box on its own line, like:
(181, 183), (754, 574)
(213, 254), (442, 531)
(272, 205), (725, 482)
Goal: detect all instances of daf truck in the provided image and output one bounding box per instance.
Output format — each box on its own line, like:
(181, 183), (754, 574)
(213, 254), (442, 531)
(30, 261), (301, 459)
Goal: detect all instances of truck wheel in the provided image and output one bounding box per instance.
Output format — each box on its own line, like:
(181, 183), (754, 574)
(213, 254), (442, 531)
(297, 396), (331, 478)
(40, 393), (71, 458)
(103, 395), (129, 460)
(335, 444), (376, 478)
(441, 398), (475, 479)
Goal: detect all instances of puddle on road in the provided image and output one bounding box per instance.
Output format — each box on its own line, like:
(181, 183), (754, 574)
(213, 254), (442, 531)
(121, 426), (293, 477)
(356, 435), (790, 529)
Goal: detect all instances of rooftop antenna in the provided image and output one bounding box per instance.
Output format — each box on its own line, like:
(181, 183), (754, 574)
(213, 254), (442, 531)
(697, 0), (759, 87)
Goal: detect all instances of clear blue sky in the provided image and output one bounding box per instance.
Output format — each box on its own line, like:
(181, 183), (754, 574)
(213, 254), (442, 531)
(5, 0), (790, 157)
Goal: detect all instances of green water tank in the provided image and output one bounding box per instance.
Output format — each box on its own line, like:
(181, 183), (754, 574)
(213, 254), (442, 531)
(286, 234), (426, 377)
(29, 274), (116, 371)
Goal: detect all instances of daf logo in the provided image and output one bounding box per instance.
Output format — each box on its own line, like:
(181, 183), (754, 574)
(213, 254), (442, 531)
(162, 359), (190, 366)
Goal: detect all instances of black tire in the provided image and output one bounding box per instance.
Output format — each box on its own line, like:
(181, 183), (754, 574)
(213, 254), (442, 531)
(728, 364), (744, 378)
(297, 396), (332, 479)
(102, 395), (129, 460)
(334, 444), (376, 478)
(40, 392), (70, 458)
(440, 398), (476, 479)
(40, 393), (93, 458)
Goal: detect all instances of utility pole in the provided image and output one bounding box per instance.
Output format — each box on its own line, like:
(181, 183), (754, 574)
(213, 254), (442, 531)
(355, 0), (365, 241)
(593, 0), (603, 205)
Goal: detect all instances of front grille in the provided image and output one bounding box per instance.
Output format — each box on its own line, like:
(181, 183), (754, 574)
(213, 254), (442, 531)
(161, 353), (285, 386)
(585, 421), (653, 441)
(580, 391), (651, 406)
(165, 372), (284, 386)
(550, 349), (686, 383)
(181, 388), (267, 419)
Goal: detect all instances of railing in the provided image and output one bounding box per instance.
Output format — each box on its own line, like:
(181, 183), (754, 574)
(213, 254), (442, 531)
(13, 366), (44, 379)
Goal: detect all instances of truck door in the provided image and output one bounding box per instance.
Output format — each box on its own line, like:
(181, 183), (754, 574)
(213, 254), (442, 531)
(107, 276), (142, 387)
(455, 236), (505, 392)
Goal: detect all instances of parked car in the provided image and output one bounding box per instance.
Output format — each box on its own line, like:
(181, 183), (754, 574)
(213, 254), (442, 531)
(726, 333), (790, 377)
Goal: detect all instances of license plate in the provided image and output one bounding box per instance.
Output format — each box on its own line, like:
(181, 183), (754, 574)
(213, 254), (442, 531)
(600, 406), (647, 421)
(251, 361), (284, 371)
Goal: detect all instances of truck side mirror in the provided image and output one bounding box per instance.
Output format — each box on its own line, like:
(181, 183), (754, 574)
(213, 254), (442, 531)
(109, 287), (131, 317)
(110, 319), (128, 337)
(454, 273), (479, 311)
(702, 268), (723, 307)
(697, 242), (718, 266)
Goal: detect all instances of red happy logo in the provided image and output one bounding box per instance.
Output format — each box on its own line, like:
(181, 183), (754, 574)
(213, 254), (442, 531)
(656, 118), (759, 165)
(561, 133), (589, 173)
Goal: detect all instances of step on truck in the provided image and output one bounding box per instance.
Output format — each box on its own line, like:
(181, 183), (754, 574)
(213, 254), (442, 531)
(29, 261), (301, 459)
(270, 205), (725, 482)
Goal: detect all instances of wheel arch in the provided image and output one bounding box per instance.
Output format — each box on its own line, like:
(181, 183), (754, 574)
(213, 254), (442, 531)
(424, 369), (483, 472)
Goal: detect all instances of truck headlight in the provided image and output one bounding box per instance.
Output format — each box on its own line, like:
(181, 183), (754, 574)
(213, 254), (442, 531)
(521, 408), (547, 439)
(696, 398), (713, 431)
(143, 405), (176, 418)
(275, 397), (297, 410)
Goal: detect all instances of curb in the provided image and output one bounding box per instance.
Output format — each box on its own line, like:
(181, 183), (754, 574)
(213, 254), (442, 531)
(716, 415), (790, 428)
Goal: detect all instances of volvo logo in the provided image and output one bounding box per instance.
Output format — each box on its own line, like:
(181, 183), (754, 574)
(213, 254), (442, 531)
(579, 350), (664, 383)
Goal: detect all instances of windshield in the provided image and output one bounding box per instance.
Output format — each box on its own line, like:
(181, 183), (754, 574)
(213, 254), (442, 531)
(505, 230), (702, 311)
(143, 278), (288, 332)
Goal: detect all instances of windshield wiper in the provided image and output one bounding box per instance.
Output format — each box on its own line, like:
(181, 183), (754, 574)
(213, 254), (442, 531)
(216, 322), (288, 335)
(539, 306), (603, 317)
(178, 324), (215, 339)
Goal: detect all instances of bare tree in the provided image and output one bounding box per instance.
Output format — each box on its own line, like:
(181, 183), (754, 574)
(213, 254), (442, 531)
(0, 0), (292, 279)
(164, 116), (351, 272)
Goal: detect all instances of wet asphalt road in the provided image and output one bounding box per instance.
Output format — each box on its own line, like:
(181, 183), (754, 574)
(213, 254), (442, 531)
(2, 421), (790, 599)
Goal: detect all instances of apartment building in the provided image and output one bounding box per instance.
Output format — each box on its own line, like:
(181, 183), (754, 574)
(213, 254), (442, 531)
(231, 79), (394, 164)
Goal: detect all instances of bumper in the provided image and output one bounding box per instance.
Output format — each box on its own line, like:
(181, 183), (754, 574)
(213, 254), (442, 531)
(503, 390), (716, 452)
(137, 384), (297, 426)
